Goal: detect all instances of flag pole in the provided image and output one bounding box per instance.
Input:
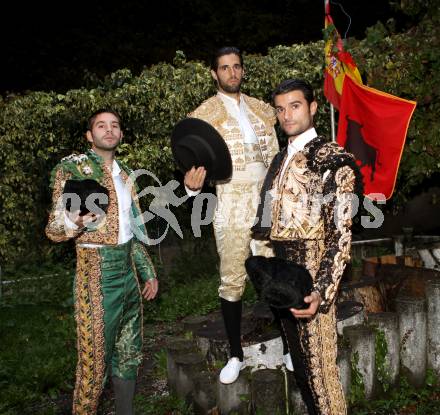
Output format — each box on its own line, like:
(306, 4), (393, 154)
(330, 103), (336, 141)
(324, 0), (336, 142)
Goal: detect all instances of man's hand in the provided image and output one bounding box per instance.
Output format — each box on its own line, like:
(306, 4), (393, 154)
(290, 291), (321, 319)
(67, 211), (100, 229)
(142, 278), (158, 300)
(184, 166), (206, 191)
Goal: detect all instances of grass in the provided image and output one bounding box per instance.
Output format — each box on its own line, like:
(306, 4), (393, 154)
(1, 259), (75, 307)
(133, 394), (193, 415)
(143, 233), (257, 322)
(152, 349), (168, 379)
(143, 275), (257, 323)
(0, 304), (76, 415)
(351, 371), (440, 415)
(3, 238), (439, 415)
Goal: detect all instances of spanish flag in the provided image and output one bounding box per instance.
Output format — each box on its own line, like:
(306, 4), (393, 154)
(323, 0), (362, 109)
(336, 76), (417, 200)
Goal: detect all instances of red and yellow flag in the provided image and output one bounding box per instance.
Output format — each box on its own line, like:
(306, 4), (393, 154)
(324, 0), (362, 109)
(336, 76), (417, 200)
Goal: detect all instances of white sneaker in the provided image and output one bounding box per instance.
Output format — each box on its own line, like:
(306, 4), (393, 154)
(283, 353), (294, 372)
(219, 357), (244, 384)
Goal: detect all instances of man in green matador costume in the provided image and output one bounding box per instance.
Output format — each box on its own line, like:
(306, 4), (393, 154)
(46, 109), (158, 415)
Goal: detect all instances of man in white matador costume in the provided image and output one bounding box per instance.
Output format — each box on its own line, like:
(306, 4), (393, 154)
(183, 46), (292, 384)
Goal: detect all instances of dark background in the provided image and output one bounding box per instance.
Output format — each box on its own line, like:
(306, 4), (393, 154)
(1, 0), (405, 94)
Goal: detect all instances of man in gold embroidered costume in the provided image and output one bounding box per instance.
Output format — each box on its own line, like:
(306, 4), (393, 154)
(46, 109), (158, 415)
(183, 46), (288, 384)
(253, 79), (362, 414)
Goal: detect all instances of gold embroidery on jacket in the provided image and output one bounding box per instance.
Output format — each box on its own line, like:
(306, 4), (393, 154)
(270, 151), (325, 241)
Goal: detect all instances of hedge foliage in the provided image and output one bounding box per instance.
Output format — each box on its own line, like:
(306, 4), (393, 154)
(1, 8), (440, 264)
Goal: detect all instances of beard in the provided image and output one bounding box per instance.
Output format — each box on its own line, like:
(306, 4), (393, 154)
(283, 115), (314, 141)
(218, 77), (242, 93)
(285, 125), (308, 139)
(95, 142), (119, 151)
(94, 135), (121, 151)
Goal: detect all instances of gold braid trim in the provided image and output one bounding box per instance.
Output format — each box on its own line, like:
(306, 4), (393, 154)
(132, 253), (144, 373)
(303, 305), (347, 415)
(190, 95), (279, 171)
(296, 231), (347, 414)
(243, 94), (278, 165)
(73, 248), (105, 415)
(134, 242), (157, 281)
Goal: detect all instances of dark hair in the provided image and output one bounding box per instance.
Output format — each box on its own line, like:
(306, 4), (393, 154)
(210, 46), (243, 71)
(272, 79), (315, 105)
(87, 108), (122, 131)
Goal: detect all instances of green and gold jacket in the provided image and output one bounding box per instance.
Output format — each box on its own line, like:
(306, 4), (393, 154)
(45, 149), (155, 282)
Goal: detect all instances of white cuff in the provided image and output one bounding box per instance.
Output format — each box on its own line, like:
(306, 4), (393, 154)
(185, 184), (201, 197)
(64, 211), (79, 230)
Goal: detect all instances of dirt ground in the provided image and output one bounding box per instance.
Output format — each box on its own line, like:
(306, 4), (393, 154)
(135, 322), (183, 406)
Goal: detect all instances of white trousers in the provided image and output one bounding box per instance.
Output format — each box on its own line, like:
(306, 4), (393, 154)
(213, 163), (274, 301)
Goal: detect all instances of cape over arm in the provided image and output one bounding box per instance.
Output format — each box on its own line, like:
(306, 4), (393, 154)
(45, 164), (83, 242)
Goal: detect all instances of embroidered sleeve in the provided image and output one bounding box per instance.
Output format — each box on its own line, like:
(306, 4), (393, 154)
(188, 96), (227, 128)
(244, 95), (277, 126)
(45, 166), (83, 242)
(131, 239), (157, 282)
(267, 123), (280, 164)
(313, 165), (356, 313)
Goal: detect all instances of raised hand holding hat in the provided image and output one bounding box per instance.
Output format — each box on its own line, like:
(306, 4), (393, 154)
(171, 118), (232, 181)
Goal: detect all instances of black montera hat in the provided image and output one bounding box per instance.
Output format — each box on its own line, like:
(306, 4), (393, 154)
(171, 117), (232, 181)
(63, 179), (109, 216)
(245, 256), (314, 309)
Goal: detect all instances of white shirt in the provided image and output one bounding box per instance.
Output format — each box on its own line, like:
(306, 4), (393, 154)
(111, 161), (133, 244)
(65, 160), (133, 247)
(218, 92), (259, 144)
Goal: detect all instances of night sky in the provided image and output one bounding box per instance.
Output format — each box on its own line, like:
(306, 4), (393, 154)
(2, 0), (399, 94)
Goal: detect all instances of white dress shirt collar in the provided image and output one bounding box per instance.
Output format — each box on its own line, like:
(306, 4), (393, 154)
(287, 127), (318, 156)
(217, 91), (241, 105)
(277, 127), (318, 184)
(111, 159), (121, 176)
